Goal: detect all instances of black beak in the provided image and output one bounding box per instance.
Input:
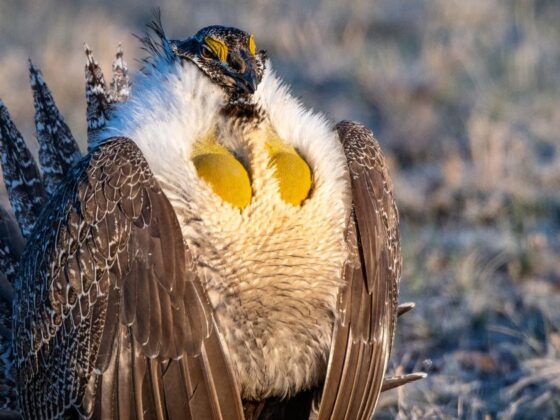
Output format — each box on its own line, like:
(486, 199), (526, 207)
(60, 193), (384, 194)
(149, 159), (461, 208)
(234, 67), (258, 95)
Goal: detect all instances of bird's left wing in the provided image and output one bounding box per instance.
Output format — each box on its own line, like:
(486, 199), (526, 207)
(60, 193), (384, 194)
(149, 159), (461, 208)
(13, 137), (244, 419)
(317, 121), (401, 420)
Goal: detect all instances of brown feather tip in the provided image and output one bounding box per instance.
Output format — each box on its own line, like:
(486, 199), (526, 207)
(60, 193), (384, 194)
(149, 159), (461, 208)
(397, 302), (415, 317)
(381, 372), (427, 392)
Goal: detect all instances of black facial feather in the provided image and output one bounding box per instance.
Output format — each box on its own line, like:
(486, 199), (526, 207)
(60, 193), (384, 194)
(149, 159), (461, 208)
(136, 12), (266, 100)
(172, 26), (266, 98)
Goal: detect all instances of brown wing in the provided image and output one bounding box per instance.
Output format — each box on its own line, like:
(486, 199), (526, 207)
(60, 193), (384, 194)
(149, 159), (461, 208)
(13, 137), (244, 419)
(317, 121), (401, 420)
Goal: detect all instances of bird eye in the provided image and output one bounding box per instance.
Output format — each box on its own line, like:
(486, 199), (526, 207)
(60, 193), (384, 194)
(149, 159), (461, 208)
(201, 45), (214, 59)
(230, 55), (245, 73)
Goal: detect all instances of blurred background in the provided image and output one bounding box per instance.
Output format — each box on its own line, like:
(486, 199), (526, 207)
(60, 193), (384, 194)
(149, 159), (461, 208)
(1, 0), (559, 417)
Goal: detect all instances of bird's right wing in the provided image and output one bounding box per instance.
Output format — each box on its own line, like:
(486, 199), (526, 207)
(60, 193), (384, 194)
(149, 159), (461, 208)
(14, 137), (244, 419)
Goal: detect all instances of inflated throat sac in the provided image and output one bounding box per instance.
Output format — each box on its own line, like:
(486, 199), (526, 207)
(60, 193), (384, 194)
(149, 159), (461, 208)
(191, 134), (312, 209)
(192, 141), (252, 209)
(265, 135), (312, 206)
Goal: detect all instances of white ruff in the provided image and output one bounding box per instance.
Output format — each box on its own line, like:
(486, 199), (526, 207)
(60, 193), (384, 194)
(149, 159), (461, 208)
(102, 59), (351, 399)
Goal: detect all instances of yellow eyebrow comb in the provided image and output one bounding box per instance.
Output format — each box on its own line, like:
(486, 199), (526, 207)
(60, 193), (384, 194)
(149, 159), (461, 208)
(204, 36), (229, 61)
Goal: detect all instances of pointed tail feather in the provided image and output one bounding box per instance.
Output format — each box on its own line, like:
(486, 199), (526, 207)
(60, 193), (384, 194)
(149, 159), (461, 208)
(0, 304), (17, 414)
(0, 208), (21, 415)
(110, 44), (131, 103)
(381, 372), (427, 392)
(0, 207), (23, 288)
(397, 302), (415, 317)
(0, 100), (46, 238)
(29, 60), (82, 195)
(84, 44), (111, 147)
(0, 268), (16, 414)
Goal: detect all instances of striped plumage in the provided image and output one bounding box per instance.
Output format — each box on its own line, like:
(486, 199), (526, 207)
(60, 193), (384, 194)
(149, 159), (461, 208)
(85, 44), (131, 147)
(29, 60), (82, 195)
(109, 45), (131, 103)
(0, 208), (21, 416)
(0, 101), (46, 238)
(84, 45), (112, 145)
(0, 18), (424, 420)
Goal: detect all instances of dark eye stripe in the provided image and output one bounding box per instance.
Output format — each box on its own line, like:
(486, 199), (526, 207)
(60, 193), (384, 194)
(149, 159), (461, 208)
(201, 45), (215, 59)
(229, 54), (246, 72)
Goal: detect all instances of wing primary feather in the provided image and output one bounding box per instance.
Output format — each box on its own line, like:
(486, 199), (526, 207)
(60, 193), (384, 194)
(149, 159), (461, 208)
(201, 319), (245, 419)
(317, 266), (352, 417)
(14, 137), (241, 418)
(162, 360), (192, 420)
(317, 121), (402, 419)
(199, 344), (223, 419)
(118, 325), (134, 420)
(148, 359), (166, 420)
(130, 330), (149, 420)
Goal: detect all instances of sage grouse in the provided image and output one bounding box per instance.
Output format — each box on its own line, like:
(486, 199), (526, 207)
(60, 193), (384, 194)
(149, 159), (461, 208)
(0, 16), (424, 420)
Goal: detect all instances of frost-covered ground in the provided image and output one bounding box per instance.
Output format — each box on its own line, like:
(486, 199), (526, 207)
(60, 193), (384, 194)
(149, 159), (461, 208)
(1, 0), (559, 418)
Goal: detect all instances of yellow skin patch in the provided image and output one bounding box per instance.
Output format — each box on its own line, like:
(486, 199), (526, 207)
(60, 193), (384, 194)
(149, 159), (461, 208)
(192, 133), (312, 208)
(192, 139), (252, 209)
(265, 134), (312, 206)
(249, 34), (256, 56)
(204, 36), (229, 61)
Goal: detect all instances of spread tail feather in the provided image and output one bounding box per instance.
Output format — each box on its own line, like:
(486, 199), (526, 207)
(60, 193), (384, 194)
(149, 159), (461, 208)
(85, 44), (111, 146)
(110, 44), (131, 103)
(0, 208), (21, 414)
(85, 44), (131, 147)
(0, 100), (46, 238)
(29, 60), (82, 195)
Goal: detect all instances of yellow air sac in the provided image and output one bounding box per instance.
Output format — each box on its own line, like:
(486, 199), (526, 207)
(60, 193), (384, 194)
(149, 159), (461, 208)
(266, 138), (312, 206)
(192, 144), (252, 210)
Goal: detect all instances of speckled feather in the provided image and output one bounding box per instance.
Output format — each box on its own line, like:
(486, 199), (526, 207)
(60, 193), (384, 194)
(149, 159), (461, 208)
(0, 208), (23, 286)
(0, 209), (20, 414)
(5, 22), (406, 419)
(0, 100), (46, 238)
(85, 45), (112, 145)
(29, 61), (82, 195)
(97, 33), (403, 416)
(13, 138), (244, 419)
(109, 45), (131, 103)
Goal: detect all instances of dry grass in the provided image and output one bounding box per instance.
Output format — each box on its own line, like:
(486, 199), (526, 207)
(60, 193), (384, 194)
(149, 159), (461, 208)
(0, 0), (559, 418)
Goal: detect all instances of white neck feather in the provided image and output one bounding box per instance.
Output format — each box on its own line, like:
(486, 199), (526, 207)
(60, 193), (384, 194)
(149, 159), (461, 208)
(101, 57), (353, 399)
(101, 58), (349, 212)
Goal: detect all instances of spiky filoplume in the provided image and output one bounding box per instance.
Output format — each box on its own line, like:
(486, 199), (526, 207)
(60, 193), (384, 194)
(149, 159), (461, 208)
(85, 44), (111, 146)
(0, 100), (45, 238)
(29, 61), (82, 195)
(135, 9), (175, 73)
(109, 44), (131, 103)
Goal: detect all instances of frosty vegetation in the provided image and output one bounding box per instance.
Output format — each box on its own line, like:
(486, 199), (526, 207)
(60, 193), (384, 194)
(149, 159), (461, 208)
(0, 0), (558, 417)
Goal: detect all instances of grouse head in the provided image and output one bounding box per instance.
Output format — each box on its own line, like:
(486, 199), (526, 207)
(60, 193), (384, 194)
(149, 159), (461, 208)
(171, 26), (266, 98)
